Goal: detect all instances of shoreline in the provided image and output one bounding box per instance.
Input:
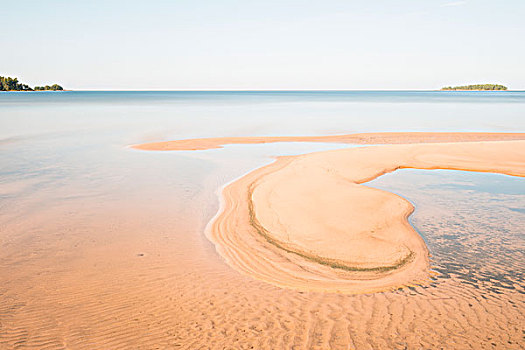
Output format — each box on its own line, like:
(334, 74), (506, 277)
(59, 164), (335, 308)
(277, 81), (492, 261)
(131, 132), (525, 151)
(134, 133), (525, 293)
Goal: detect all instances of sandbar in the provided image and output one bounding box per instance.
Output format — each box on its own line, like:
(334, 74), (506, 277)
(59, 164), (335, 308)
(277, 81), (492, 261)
(131, 132), (525, 151)
(134, 133), (525, 293)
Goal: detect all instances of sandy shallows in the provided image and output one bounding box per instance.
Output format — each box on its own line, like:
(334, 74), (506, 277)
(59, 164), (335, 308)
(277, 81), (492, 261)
(134, 133), (525, 294)
(1, 133), (524, 348)
(131, 132), (525, 151)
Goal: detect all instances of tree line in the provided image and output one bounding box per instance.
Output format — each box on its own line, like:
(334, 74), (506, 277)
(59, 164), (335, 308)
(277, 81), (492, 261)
(34, 84), (64, 91)
(0, 76), (64, 91)
(441, 84), (507, 91)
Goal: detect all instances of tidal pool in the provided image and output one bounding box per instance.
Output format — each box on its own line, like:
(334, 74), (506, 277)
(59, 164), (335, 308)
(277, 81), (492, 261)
(367, 169), (525, 294)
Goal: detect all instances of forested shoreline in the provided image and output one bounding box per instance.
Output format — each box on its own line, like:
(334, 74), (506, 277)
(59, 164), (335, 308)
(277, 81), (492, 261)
(441, 84), (507, 91)
(0, 76), (64, 91)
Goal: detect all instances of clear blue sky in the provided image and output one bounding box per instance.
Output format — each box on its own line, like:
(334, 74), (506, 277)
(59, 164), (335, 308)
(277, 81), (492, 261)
(2, 0), (524, 90)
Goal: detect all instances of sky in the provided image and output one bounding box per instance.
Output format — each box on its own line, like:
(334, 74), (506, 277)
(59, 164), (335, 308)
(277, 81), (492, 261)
(2, 0), (524, 90)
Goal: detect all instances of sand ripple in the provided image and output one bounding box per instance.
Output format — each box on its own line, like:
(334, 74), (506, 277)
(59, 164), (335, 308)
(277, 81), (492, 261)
(1, 133), (524, 348)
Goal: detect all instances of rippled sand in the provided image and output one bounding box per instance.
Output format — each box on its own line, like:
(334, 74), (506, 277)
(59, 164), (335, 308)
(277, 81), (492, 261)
(1, 132), (524, 349)
(2, 207), (523, 349)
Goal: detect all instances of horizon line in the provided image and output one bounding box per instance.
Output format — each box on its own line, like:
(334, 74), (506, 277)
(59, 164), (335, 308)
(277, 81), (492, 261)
(11, 88), (524, 92)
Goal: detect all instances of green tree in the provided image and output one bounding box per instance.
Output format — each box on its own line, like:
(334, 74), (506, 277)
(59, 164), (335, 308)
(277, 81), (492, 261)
(441, 84), (507, 91)
(0, 76), (64, 91)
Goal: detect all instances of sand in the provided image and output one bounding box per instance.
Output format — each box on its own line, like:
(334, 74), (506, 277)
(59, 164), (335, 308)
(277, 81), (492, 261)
(131, 132), (525, 151)
(208, 140), (525, 293)
(2, 132), (524, 349)
(135, 133), (525, 294)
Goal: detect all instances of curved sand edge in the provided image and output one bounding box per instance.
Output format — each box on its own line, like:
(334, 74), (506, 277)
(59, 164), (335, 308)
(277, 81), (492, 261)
(204, 140), (525, 294)
(131, 132), (525, 151)
(132, 133), (525, 293)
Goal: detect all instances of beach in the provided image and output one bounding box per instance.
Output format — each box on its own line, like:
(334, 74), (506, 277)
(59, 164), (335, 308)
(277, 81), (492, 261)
(2, 92), (524, 349)
(135, 134), (525, 294)
(4, 0), (525, 346)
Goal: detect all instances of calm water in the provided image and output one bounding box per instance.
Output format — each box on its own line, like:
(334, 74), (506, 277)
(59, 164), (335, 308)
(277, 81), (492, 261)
(1, 91), (524, 348)
(367, 170), (525, 293)
(1, 90), (524, 280)
(2, 91), (525, 143)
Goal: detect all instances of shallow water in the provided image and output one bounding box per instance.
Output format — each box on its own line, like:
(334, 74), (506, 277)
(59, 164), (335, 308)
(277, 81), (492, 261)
(367, 170), (525, 294)
(1, 91), (524, 349)
(2, 91), (525, 144)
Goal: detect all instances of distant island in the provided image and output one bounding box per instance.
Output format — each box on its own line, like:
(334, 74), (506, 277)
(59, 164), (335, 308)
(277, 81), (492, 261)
(441, 84), (507, 91)
(0, 76), (64, 91)
(34, 84), (64, 91)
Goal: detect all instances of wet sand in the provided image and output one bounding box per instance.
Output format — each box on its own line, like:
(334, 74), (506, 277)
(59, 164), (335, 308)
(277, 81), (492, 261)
(1, 132), (524, 349)
(136, 133), (525, 294)
(132, 132), (525, 151)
